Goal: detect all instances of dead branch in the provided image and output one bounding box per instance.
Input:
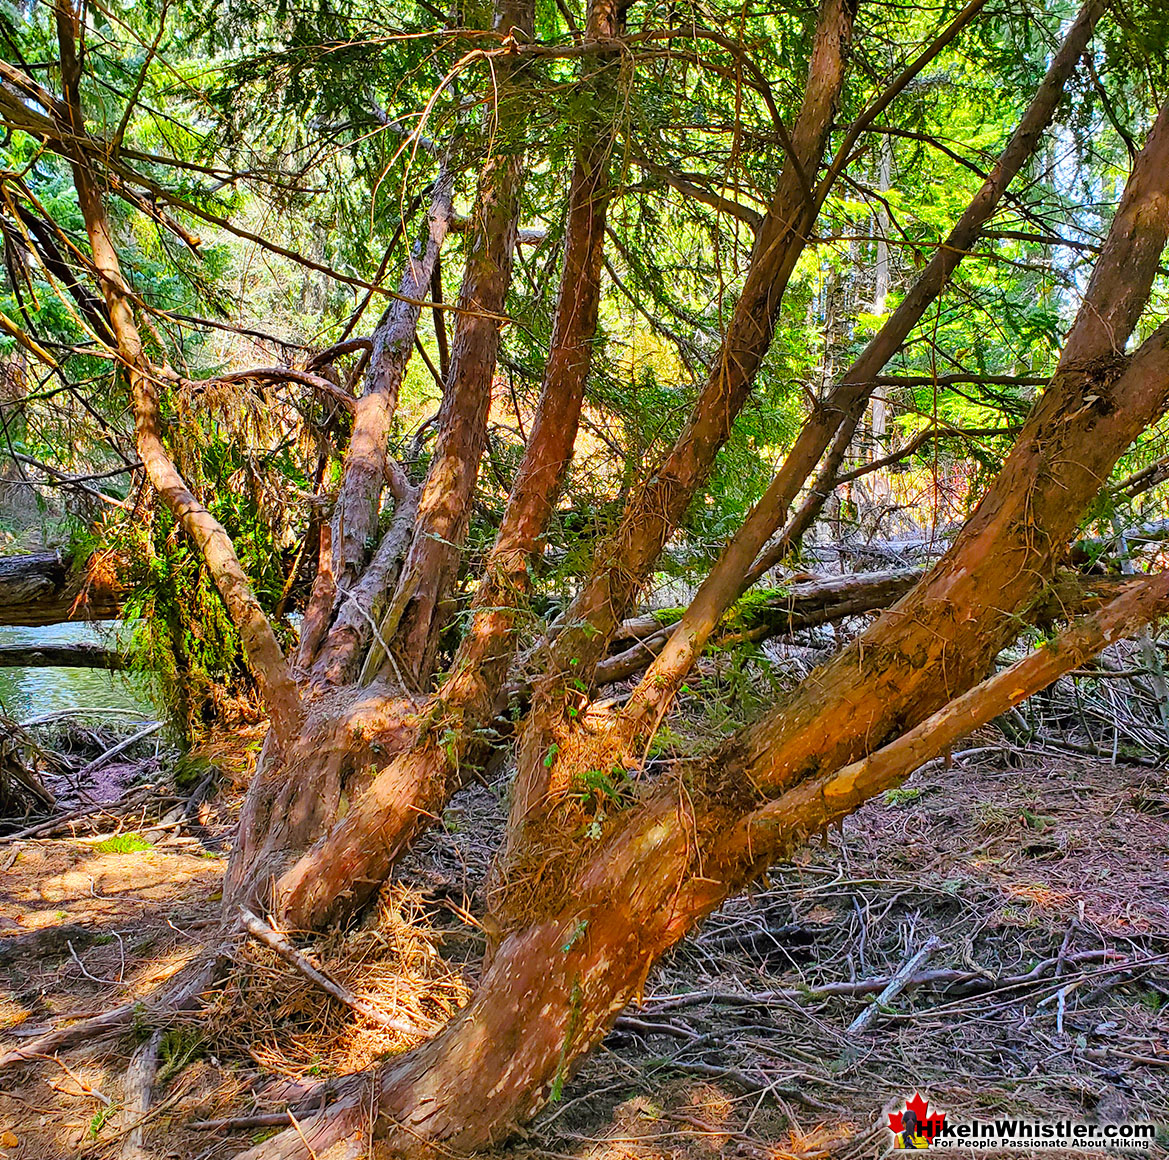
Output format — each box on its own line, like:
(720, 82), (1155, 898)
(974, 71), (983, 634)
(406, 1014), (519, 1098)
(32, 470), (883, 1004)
(238, 908), (421, 1035)
(847, 935), (942, 1033)
(119, 1029), (162, 1160)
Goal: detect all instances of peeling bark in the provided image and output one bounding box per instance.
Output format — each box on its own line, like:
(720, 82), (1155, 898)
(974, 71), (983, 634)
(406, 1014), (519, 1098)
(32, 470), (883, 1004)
(326, 173), (455, 603)
(264, 0), (625, 929)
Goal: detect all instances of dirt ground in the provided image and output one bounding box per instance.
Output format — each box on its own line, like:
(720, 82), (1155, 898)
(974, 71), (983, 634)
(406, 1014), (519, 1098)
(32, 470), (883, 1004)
(1, 743), (1167, 1159)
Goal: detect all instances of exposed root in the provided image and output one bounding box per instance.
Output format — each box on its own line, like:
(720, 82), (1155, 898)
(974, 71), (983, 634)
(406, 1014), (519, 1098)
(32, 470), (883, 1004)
(0, 950), (221, 1071)
(119, 1027), (162, 1160)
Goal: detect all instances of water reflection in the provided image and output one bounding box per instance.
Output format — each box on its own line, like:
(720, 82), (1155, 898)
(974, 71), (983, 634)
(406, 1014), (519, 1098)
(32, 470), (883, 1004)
(0, 621), (159, 723)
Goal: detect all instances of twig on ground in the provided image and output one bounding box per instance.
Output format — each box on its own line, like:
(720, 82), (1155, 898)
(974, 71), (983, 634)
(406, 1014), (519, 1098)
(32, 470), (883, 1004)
(643, 949), (1120, 1014)
(68, 938), (122, 986)
(848, 934), (942, 1033)
(74, 721), (166, 783)
(0, 954), (220, 1070)
(192, 1111), (310, 1131)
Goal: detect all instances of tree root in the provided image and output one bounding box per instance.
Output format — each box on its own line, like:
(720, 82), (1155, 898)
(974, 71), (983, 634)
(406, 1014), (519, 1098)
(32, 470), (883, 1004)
(234, 1080), (371, 1160)
(0, 951), (221, 1070)
(119, 1027), (162, 1160)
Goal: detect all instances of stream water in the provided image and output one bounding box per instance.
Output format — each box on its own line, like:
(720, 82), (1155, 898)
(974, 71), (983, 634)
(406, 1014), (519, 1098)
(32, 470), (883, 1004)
(0, 621), (159, 724)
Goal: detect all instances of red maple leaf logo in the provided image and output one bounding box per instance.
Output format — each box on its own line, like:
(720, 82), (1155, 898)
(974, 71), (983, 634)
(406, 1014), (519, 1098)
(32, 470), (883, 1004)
(888, 1093), (947, 1144)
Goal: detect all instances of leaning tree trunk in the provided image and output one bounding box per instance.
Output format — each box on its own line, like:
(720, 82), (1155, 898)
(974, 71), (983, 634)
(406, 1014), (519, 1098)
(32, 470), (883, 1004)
(504, 0), (999, 870)
(263, 0), (626, 929)
(54, 0), (304, 752)
(504, 0), (1107, 831)
(244, 99), (1169, 1160)
(305, 173), (455, 690)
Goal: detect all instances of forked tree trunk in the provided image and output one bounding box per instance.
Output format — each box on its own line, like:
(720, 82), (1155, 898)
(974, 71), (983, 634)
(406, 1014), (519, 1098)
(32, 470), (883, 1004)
(243, 103), (1169, 1158)
(226, 176), (460, 901)
(506, 0), (1106, 816)
(502, 0), (861, 865)
(503, 0), (1018, 871)
(326, 173), (455, 603)
(266, 0), (855, 931)
(246, 546), (1157, 1160)
(307, 175), (455, 689)
(263, 0), (626, 928)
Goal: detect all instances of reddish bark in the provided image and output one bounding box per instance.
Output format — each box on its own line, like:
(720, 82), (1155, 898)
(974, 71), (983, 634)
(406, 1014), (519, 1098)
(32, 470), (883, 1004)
(54, 0), (303, 751)
(703, 101), (1169, 811)
(738, 570), (1169, 845)
(504, 0), (860, 850)
(245, 106), (1169, 1157)
(390, 0), (534, 687)
(514, 0), (1108, 800)
(237, 561), (1169, 1160)
(270, 0), (627, 930)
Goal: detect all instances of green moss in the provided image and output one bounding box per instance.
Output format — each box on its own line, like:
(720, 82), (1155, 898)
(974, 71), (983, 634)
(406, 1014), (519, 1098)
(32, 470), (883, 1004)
(89, 1103), (118, 1139)
(724, 585), (792, 627)
(92, 833), (153, 855)
(173, 753), (217, 791)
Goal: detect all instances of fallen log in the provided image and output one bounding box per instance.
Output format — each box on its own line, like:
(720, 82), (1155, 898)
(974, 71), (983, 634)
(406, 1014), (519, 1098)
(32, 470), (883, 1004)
(597, 569), (1130, 685)
(0, 643), (127, 668)
(0, 551), (121, 628)
(599, 569), (924, 683)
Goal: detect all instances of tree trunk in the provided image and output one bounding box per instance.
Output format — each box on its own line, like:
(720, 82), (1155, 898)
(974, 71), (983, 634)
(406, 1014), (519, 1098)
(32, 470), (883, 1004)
(246, 543), (1161, 1160)
(0, 643), (126, 669)
(389, 0), (535, 688)
(241, 566), (1169, 1160)
(301, 177), (455, 694)
(505, 0), (861, 860)
(257, 0), (626, 929)
(55, 0), (303, 752)
(552, 0), (1107, 788)
(744, 0), (1106, 586)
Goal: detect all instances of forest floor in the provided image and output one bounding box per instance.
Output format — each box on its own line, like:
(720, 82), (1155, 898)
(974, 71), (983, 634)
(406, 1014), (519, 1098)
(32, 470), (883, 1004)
(1, 730), (1168, 1159)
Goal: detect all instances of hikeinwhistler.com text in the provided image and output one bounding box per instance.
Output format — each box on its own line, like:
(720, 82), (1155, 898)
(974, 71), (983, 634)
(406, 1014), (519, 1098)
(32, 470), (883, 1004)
(928, 1120), (1157, 1151)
